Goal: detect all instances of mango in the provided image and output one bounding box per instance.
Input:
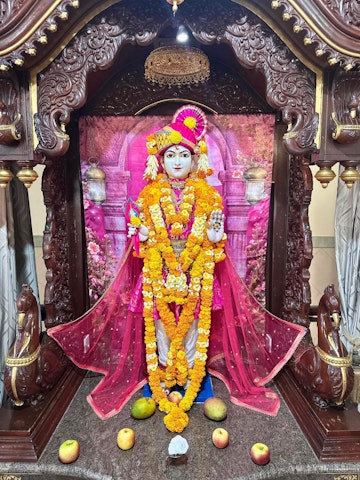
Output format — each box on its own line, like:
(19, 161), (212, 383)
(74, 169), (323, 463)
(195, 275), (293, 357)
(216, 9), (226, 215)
(203, 397), (227, 421)
(130, 397), (156, 419)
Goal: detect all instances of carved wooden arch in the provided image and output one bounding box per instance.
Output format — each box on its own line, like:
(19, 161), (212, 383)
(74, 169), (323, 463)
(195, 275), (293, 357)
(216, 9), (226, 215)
(34, 0), (318, 158)
(34, 0), (318, 328)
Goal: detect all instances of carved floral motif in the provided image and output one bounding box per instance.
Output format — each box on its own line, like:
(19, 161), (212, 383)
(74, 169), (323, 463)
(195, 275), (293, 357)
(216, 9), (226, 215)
(187, 2), (318, 155)
(0, 73), (22, 144)
(36, 1), (318, 158)
(35, 0), (317, 327)
(281, 155), (313, 327)
(42, 160), (72, 327)
(330, 71), (360, 144)
(0, 0), (25, 26)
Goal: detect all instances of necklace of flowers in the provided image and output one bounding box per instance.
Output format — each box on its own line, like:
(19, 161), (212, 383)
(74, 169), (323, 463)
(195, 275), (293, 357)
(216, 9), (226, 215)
(144, 245), (215, 433)
(159, 176), (195, 238)
(140, 174), (224, 432)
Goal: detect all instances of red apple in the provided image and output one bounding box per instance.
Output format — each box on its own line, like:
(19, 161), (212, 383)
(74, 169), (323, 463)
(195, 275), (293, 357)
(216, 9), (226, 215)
(203, 397), (227, 421)
(212, 427), (229, 448)
(58, 439), (80, 464)
(117, 427), (135, 450)
(250, 442), (270, 465)
(168, 391), (183, 404)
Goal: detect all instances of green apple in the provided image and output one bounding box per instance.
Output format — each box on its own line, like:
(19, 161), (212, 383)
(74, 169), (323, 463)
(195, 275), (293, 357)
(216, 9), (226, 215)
(117, 428), (135, 450)
(58, 439), (80, 464)
(212, 427), (229, 448)
(203, 397), (227, 421)
(250, 442), (270, 465)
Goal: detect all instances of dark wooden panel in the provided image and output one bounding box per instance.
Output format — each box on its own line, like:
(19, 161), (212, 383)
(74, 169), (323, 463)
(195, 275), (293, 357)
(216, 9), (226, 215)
(0, 364), (85, 462)
(276, 366), (360, 462)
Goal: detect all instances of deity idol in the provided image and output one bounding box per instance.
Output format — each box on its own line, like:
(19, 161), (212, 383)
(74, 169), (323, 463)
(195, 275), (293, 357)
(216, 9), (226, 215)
(48, 105), (306, 433)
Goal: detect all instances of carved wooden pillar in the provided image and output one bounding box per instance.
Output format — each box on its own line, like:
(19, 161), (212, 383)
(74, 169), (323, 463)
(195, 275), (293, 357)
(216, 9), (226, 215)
(42, 159), (72, 327)
(281, 154), (313, 328)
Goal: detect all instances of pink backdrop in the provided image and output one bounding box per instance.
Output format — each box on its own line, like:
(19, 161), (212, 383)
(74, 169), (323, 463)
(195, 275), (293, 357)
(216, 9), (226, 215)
(79, 114), (275, 305)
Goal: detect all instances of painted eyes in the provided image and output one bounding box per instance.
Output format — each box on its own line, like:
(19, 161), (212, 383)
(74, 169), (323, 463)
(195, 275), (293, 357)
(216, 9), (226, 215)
(164, 151), (191, 159)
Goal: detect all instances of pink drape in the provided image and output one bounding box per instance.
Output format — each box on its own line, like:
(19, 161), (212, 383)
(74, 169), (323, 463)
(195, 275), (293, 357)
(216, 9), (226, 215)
(48, 243), (306, 419)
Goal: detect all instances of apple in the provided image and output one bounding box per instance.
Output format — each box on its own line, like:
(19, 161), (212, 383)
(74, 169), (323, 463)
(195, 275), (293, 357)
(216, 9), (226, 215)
(117, 428), (135, 450)
(203, 397), (227, 421)
(212, 427), (229, 449)
(168, 391), (183, 404)
(58, 439), (80, 464)
(250, 442), (270, 465)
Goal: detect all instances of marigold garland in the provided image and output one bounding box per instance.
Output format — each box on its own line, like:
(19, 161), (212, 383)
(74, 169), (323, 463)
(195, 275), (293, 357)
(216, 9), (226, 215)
(139, 173), (226, 432)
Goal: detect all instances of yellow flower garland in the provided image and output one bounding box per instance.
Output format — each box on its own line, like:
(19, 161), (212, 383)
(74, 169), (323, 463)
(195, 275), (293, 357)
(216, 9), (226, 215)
(139, 173), (226, 432)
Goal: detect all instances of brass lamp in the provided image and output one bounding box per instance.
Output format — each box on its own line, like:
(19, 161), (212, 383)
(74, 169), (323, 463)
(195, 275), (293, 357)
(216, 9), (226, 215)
(85, 162), (106, 205)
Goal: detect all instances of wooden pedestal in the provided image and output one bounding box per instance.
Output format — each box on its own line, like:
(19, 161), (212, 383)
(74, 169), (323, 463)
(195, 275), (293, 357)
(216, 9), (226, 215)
(0, 364), (85, 462)
(276, 366), (360, 462)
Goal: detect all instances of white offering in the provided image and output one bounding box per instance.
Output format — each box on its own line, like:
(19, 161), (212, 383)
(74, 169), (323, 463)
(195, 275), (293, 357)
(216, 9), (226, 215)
(168, 435), (189, 458)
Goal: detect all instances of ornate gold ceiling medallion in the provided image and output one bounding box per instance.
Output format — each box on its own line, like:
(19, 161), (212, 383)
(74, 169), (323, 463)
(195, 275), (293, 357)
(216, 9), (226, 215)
(144, 46), (210, 87)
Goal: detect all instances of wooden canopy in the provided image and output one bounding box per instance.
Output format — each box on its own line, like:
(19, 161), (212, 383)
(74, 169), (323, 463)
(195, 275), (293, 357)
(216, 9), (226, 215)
(1, 0), (360, 463)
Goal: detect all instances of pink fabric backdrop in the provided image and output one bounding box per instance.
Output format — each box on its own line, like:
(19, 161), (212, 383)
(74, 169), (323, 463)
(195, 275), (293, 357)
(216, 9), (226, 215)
(79, 114), (275, 304)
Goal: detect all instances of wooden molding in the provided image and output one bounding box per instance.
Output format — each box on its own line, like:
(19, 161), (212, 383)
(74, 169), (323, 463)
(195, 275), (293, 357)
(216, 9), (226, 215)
(276, 366), (360, 462)
(0, 364), (85, 462)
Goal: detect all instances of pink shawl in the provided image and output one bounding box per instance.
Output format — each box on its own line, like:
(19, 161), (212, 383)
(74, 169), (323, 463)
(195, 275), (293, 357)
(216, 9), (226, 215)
(48, 244), (306, 419)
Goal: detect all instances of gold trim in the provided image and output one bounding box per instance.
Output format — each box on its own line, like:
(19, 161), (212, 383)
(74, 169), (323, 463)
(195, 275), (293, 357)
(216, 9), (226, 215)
(0, 113), (22, 140)
(334, 474), (358, 480)
(29, 0), (118, 150)
(316, 345), (352, 368)
(5, 345), (41, 367)
(288, 0), (360, 58)
(235, 0), (322, 149)
(0, 476), (23, 480)
(30, 0), (118, 75)
(135, 99), (217, 116)
(331, 112), (360, 140)
(0, 1), (64, 56)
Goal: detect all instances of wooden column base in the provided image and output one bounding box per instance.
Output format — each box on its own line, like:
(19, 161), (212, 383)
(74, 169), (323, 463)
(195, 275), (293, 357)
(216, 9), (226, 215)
(276, 366), (360, 462)
(0, 364), (85, 462)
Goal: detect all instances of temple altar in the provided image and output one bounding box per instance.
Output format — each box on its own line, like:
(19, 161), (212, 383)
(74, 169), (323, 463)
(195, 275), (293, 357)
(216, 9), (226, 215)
(1, 0), (360, 468)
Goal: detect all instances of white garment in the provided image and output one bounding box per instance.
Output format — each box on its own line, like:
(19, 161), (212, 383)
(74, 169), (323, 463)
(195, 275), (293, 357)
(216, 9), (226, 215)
(155, 319), (199, 368)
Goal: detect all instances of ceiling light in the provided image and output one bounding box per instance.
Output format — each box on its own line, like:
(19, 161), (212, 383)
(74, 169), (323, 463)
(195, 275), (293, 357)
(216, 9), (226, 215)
(176, 25), (189, 43)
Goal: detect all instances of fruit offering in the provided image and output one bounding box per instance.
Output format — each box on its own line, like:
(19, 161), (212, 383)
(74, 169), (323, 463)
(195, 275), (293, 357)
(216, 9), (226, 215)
(250, 442), (270, 465)
(117, 428), (135, 450)
(58, 439), (80, 464)
(203, 397), (227, 421)
(130, 397), (156, 419)
(212, 428), (229, 448)
(168, 391), (183, 404)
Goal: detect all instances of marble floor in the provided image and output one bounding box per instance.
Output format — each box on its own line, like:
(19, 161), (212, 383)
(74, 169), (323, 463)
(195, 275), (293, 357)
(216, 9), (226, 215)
(1, 374), (360, 480)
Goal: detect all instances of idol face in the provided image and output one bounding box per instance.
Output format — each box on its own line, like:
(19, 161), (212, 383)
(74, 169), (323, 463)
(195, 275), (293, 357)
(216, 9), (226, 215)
(162, 145), (193, 179)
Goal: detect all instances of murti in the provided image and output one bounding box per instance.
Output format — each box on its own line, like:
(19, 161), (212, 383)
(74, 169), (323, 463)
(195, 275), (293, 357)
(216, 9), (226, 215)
(133, 105), (226, 432)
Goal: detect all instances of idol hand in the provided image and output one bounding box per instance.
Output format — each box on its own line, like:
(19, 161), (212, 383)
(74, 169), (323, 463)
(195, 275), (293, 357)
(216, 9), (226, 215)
(127, 223), (149, 241)
(207, 210), (225, 243)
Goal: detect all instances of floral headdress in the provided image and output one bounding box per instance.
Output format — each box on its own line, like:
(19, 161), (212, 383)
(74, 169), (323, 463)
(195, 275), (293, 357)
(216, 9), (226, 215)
(144, 104), (209, 180)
